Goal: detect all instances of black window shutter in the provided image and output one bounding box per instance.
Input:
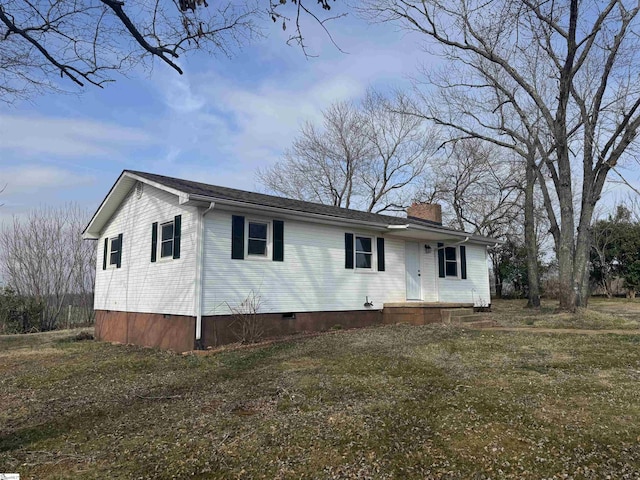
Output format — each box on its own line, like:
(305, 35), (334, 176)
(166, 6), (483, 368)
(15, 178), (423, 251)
(377, 237), (385, 271)
(151, 222), (158, 263)
(345, 233), (354, 269)
(460, 245), (467, 279)
(103, 238), (108, 270)
(116, 233), (123, 268)
(232, 215), (245, 260)
(173, 215), (181, 259)
(273, 220), (284, 261)
(437, 242), (445, 278)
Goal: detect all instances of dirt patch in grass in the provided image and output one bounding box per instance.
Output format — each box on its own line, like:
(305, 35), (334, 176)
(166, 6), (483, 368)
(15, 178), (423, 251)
(1, 322), (640, 478)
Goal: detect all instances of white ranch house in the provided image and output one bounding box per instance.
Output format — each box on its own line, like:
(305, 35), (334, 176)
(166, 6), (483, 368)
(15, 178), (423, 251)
(83, 170), (497, 351)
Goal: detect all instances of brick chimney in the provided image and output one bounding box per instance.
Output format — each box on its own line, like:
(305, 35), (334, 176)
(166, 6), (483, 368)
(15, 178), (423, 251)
(406, 202), (442, 225)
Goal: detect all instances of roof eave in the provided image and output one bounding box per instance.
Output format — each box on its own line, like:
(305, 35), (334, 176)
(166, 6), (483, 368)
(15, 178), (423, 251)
(82, 170), (187, 240)
(403, 222), (502, 245)
(187, 193), (393, 230)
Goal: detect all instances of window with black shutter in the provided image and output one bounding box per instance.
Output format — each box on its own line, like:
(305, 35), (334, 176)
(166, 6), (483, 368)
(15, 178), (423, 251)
(445, 246), (457, 277)
(345, 233), (381, 271)
(160, 221), (174, 258)
(437, 243), (467, 279)
(151, 215), (182, 261)
(109, 236), (121, 266)
(105, 234), (123, 269)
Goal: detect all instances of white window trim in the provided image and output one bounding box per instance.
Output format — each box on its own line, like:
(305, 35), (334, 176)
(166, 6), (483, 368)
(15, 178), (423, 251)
(245, 218), (272, 260)
(158, 219), (175, 261)
(443, 245), (461, 280)
(350, 233), (377, 273)
(107, 236), (120, 268)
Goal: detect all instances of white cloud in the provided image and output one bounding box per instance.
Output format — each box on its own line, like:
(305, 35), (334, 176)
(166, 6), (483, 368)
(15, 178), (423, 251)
(0, 114), (152, 158)
(160, 72), (206, 114)
(0, 165), (95, 195)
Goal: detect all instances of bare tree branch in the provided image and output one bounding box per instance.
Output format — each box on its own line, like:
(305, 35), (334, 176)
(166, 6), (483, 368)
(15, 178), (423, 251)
(258, 89), (437, 213)
(0, 0), (345, 101)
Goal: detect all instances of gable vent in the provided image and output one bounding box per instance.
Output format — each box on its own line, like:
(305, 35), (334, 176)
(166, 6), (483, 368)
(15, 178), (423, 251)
(135, 182), (144, 199)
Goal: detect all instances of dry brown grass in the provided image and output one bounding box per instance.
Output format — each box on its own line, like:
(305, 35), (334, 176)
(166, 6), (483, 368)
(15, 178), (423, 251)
(1, 321), (640, 478)
(491, 298), (640, 330)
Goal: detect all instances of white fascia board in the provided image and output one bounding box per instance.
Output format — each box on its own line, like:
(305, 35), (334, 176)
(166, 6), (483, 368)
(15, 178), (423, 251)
(403, 223), (502, 245)
(82, 172), (133, 239)
(187, 193), (502, 244)
(82, 171), (190, 240)
(187, 194), (392, 232)
(124, 172), (186, 199)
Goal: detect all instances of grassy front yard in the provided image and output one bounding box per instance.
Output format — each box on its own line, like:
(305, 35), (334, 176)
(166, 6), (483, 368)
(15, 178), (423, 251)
(1, 313), (640, 478)
(491, 297), (640, 330)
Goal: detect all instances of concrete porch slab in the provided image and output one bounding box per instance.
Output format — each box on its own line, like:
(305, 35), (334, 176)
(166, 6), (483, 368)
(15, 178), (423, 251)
(382, 302), (476, 325)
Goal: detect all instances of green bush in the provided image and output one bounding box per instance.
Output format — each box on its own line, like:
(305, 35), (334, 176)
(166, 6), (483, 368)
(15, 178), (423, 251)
(0, 288), (45, 334)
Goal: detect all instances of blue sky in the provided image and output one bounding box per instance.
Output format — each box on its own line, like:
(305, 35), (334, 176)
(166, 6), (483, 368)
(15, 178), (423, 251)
(0, 10), (430, 223)
(0, 6), (636, 225)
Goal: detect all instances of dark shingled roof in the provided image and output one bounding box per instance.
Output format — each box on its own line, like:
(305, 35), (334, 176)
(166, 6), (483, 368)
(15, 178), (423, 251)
(128, 170), (468, 233)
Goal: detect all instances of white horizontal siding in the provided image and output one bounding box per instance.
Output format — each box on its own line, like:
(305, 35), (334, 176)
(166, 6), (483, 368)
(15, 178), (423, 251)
(94, 187), (491, 316)
(202, 211), (407, 315)
(436, 244), (491, 306)
(94, 184), (197, 316)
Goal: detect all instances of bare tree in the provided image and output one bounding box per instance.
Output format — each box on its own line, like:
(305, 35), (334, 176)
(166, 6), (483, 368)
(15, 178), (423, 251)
(260, 100), (369, 209)
(363, 0), (640, 310)
(422, 140), (522, 236)
(0, 0), (344, 101)
(0, 203), (95, 330)
(258, 90), (437, 213)
(418, 138), (541, 301)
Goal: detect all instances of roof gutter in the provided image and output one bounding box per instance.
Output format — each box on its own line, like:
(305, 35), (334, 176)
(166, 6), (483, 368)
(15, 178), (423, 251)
(187, 194), (392, 231)
(407, 223), (500, 245)
(387, 224), (409, 229)
(190, 193), (499, 244)
(439, 236), (470, 247)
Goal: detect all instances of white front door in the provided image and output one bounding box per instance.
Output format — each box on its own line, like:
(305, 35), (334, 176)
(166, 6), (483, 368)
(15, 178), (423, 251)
(405, 241), (422, 300)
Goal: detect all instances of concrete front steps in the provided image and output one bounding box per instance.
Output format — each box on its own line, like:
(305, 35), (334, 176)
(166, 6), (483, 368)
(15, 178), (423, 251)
(443, 309), (497, 328)
(382, 302), (494, 327)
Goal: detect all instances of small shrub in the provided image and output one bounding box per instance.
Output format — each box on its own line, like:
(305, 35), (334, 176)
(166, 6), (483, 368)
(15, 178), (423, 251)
(74, 331), (95, 341)
(227, 291), (266, 344)
(330, 324), (342, 330)
(541, 277), (561, 299)
(0, 287), (44, 334)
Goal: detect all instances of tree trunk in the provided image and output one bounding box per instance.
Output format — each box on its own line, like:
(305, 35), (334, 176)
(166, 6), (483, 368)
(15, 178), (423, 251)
(489, 251), (503, 299)
(574, 208), (595, 308)
(555, 159), (576, 310)
(524, 160), (540, 308)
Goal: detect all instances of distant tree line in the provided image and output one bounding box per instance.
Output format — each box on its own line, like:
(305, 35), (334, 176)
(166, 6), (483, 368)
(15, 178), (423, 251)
(591, 205), (640, 299)
(0, 203), (95, 333)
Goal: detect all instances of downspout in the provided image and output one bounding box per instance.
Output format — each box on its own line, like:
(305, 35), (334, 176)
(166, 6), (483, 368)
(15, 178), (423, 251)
(195, 202), (215, 349)
(442, 236), (470, 247)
